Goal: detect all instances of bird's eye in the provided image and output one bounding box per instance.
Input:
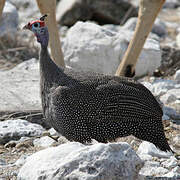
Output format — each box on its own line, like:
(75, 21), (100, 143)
(32, 22), (40, 29)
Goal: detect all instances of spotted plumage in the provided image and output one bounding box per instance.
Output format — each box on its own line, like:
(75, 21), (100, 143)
(24, 15), (173, 153)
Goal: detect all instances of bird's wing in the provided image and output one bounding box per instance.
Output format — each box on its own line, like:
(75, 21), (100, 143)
(94, 79), (163, 121)
(49, 79), (162, 122)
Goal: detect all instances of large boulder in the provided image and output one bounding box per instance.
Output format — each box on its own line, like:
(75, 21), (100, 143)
(0, 58), (41, 113)
(62, 21), (161, 77)
(18, 142), (143, 180)
(56, 0), (137, 26)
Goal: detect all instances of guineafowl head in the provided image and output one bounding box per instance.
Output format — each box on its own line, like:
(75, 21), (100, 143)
(23, 14), (49, 47)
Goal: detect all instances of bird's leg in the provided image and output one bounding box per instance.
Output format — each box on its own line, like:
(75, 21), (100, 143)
(0, 0), (5, 17)
(36, 0), (65, 67)
(115, 0), (165, 77)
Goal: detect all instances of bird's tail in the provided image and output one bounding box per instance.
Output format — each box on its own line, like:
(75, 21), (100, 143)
(132, 118), (174, 153)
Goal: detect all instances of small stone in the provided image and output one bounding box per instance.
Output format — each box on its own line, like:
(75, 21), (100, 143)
(33, 136), (56, 148)
(42, 131), (51, 137)
(139, 165), (169, 177)
(16, 139), (34, 149)
(145, 160), (160, 167)
(18, 137), (31, 142)
(152, 79), (176, 96)
(48, 128), (60, 136)
(0, 119), (45, 144)
(58, 136), (69, 144)
(162, 114), (170, 121)
(163, 106), (178, 118)
(4, 141), (17, 148)
(137, 141), (173, 158)
(160, 93), (177, 104)
(161, 156), (178, 168)
(152, 19), (167, 38)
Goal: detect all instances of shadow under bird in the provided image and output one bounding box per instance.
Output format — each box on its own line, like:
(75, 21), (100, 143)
(23, 15), (173, 153)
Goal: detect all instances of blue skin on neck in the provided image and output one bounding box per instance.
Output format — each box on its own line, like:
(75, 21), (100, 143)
(33, 26), (49, 48)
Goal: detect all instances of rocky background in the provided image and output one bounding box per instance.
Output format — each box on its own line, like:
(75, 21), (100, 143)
(0, 0), (180, 179)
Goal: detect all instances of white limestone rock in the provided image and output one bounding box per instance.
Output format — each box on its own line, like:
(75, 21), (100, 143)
(17, 142), (143, 180)
(137, 141), (173, 158)
(0, 1), (18, 37)
(0, 119), (45, 144)
(0, 58), (41, 112)
(48, 128), (60, 136)
(33, 136), (56, 148)
(63, 21), (161, 77)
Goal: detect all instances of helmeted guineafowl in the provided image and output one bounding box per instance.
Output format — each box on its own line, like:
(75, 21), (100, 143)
(23, 15), (173, 153)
